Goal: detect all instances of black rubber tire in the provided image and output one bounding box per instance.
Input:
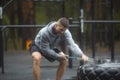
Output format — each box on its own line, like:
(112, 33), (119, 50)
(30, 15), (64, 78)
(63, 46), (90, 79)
(76, 63), (120, 80)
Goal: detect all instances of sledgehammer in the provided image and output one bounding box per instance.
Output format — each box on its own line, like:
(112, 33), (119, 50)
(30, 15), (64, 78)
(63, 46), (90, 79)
(66, 56), (95, 63)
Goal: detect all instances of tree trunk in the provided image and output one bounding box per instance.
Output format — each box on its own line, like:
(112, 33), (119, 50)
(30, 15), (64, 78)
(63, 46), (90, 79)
(17, 0), (36, 49)
(8, 1), (18, 50)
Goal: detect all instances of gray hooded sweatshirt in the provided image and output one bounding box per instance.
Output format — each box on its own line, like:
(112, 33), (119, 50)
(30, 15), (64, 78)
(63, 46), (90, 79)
(34, 22), (83, 60)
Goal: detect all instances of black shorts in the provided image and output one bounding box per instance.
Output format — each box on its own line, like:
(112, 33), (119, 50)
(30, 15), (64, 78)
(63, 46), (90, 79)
(29, 42), (61, 62)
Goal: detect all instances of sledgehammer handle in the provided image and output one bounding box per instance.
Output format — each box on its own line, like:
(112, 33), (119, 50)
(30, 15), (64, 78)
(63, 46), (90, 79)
(67, 56), (94, 63)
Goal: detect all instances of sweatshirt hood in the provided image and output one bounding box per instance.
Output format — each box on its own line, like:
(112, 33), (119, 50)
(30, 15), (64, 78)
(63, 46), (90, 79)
(47, 21), (57, 37)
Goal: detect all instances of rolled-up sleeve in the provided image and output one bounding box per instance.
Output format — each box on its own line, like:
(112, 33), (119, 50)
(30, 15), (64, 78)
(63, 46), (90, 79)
(64, 30), (83, 57)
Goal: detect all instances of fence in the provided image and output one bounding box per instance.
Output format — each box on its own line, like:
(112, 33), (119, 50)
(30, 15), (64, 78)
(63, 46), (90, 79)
(0, 27), (4, 74)
(68, 11), (120, 67)
(0, 19), (120, 73)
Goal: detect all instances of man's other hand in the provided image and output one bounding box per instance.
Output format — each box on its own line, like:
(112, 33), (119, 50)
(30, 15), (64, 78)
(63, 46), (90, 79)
(82, 54), (89, 62)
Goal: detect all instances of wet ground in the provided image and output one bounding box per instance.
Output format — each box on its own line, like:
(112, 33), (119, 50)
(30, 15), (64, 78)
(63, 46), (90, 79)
(0, 50), (120, 80)
(0, 51), (79, 80)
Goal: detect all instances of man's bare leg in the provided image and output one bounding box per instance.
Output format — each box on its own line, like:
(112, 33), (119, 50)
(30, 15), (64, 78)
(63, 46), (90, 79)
(32, 52), (42, 80)
(56, 53), (67, 80)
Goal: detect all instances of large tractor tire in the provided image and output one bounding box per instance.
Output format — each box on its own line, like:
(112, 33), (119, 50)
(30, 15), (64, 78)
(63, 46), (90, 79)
(77, 63), (120, 80)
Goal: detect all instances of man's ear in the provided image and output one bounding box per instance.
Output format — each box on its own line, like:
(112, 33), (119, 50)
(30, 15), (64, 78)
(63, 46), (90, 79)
(54, 24), (57, 28)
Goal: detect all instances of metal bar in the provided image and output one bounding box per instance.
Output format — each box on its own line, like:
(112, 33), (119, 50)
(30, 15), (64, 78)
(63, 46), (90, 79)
(0, 1), (4, 74)
(92, 25), (95, 58)
(80, 9), (84, 33)
(34, 0), (64, 2)
(61, 0), (65, 17)
(85, 20), (120, 23)
(0, 18), (4, 74)
(0, 24), (80, 31)
(79, 9), (84, 50)
(0, 24), (45, 27)
(1, 20), (120, 29)
(68, 18), (73, 68)
(68, 51), (73, 68)
(110, 0), (115, 62)
(72, 20), (120, 24)
(0, 24), (80, 27)
(91, 0), (95, 59)
(79, 0), (84, 66)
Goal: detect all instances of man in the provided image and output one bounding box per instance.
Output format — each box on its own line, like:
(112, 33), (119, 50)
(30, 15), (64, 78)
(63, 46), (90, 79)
(30, 17), (88, 80)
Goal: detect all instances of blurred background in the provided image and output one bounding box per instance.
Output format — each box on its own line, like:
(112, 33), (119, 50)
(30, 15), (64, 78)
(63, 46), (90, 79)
(0, 0), (120, 79)
(0, 0), (120, 57)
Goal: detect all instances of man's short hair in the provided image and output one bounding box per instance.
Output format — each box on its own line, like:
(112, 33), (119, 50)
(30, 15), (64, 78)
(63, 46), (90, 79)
(58, 17), (69, 28)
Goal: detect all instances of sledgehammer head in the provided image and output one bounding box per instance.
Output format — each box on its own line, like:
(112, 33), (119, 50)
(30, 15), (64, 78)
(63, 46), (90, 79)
(80, 58), (109, 66)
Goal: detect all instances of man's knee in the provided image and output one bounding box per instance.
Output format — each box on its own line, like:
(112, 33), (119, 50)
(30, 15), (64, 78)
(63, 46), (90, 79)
(32, 52), (42, 64)
(60, 58), (67, 65)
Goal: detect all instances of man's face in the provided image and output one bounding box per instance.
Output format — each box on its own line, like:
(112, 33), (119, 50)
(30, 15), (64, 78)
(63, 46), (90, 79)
(53, 23), (66, 35)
